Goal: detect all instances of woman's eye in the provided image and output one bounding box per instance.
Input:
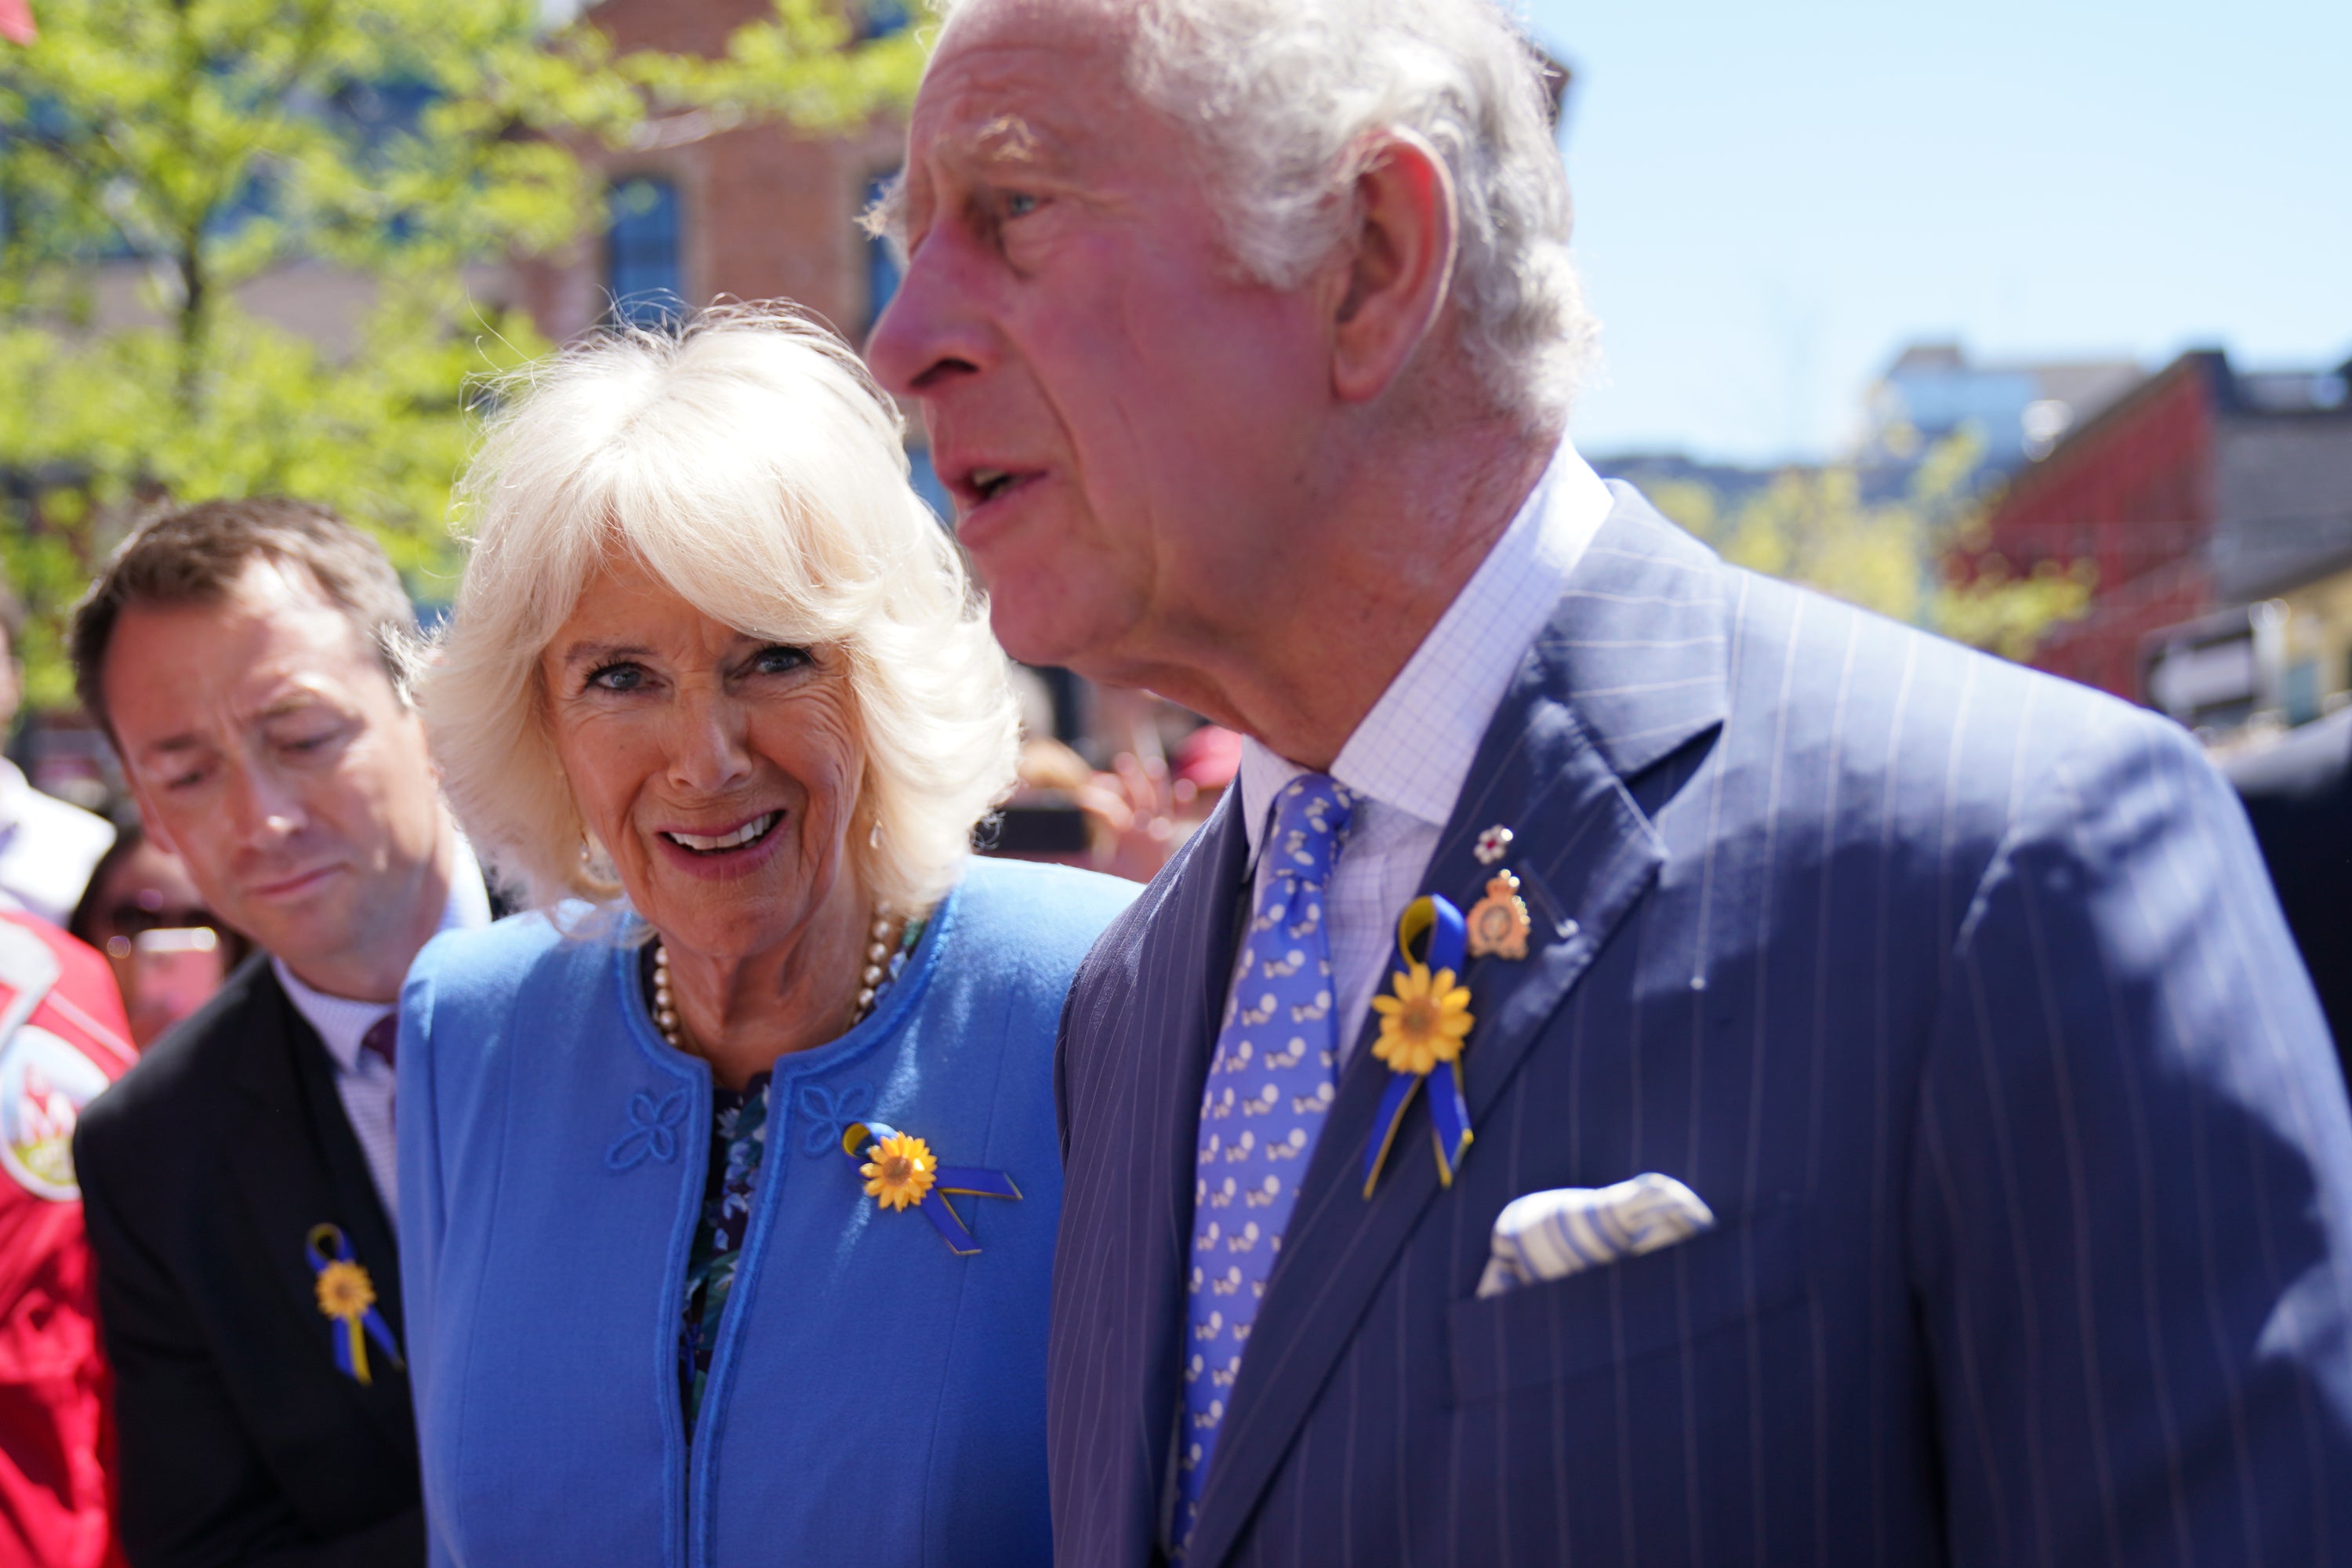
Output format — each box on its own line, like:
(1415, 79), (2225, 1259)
(751, 645), (812, 676)
(587, 662), (645, 693)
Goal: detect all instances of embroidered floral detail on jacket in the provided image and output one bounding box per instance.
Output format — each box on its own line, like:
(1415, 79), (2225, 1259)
(605, 1088), (689, 1171)
(797, 1080), (875, 1158)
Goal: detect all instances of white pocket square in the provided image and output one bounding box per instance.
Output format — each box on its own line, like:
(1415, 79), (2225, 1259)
(1475, 1173), (1716, 1298)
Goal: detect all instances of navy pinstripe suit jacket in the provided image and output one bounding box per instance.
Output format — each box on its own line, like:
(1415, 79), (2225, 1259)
(1047, 485), (2352, 1567)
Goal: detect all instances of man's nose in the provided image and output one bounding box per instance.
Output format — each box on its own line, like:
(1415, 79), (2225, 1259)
(866, 231), (989, 402)
(228, 760), (307, 848)
(664, 689), (757, 797)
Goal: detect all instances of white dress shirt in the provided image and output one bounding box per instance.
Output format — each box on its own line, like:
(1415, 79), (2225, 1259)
(274, 840), (494, 1228)
(1234, 441), (1613, 1064)
(0, 759), (115, 929)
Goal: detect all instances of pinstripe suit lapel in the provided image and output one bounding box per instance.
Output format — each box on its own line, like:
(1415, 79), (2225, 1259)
(1058, 785), (1261, 1561)
(1186, 488), (1730, 1566)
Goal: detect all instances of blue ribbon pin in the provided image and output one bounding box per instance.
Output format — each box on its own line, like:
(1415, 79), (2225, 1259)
(1361, 895), (1475, 1198)
(304, 1224), (403, 1386)
(838, 1120), (1020, 1256)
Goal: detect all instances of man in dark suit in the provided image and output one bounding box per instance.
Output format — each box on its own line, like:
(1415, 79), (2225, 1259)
(67, 501), (490, 1566)
(867, 1), (2352, 1562)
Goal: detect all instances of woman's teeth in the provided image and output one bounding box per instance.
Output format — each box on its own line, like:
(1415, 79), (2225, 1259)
(662, 812), (779, 854)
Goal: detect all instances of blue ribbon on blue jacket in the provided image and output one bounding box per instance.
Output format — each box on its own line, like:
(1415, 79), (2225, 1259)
(303, 1223), (403, 1386)
(1361, 894), (1475, 1198)
(839, 1120), (1020, 1256)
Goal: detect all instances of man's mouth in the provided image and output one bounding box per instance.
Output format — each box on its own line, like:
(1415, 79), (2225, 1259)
(249, 865), (339, 899)
(659, 812), (781, 855)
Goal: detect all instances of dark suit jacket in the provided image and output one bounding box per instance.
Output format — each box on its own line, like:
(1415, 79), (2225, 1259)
(73, 955), (422, 1568)
(1047, 487), (2352, 1566)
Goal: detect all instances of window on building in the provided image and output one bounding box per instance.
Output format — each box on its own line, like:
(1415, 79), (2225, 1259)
(854, 0), (913, 39)
(2284, 659), (2322, 728)
(862, 169), (902, 336)
(606, 176), (683, 328)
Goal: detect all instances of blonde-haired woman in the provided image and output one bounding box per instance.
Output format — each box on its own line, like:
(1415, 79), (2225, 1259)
(396, 307), (1134, 1566)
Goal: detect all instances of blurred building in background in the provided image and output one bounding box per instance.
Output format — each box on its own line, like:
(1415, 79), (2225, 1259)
(62, 0), (932, 515)
(524, 0), (946, 508)
(1951, 348), (2352, 727)
(1862, 341), (2143, 473)
(518, 0), (908, 342)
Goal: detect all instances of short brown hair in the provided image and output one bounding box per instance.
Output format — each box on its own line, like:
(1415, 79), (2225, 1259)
(70, 498), (417, 735)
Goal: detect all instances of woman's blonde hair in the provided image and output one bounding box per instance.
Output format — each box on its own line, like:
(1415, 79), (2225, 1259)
(423, 303), (1018, 924)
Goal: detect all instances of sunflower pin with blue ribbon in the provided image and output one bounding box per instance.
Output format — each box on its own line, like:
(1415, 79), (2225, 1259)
(305, 1224), (402, 1386)
(1362, 894), (1477, 1198)
(839, 1120), (1020, 1256)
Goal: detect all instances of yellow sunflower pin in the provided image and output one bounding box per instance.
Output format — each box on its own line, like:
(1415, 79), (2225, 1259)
(860, 1131), (938, 1211)
(1370, 959), (1475, 1077)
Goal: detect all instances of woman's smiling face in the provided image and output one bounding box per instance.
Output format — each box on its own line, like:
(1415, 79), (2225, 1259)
(541, 553), (866, 965)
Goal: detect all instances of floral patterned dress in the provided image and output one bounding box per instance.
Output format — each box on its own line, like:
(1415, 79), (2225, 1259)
(672, 920), (924, 1429)
(678, 1071), (772, 1424)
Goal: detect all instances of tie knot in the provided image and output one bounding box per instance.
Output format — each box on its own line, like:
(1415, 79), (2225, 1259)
(361, 1014), (397, 1071)
(1267, 774), (1355, 890)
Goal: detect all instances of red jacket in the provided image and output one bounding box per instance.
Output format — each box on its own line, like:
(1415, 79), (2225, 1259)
(0, 913), (132, 1568)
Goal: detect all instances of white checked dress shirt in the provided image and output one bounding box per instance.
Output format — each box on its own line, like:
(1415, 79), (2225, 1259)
(1234, 441), (1613, 1062)
(274, 842), (493, 1229)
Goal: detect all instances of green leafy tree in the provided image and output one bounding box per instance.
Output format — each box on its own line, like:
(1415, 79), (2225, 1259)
(0, 0), (924, 710)
(1643, 430), (2093, 664)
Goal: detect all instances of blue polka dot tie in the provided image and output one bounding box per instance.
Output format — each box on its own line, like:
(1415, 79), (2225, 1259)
(1175, 774), (1355, 1552)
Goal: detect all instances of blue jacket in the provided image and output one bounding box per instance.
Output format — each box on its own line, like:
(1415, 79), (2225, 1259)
(1047, 486), (2352, 1567)
(398, 855), (1136, 1567)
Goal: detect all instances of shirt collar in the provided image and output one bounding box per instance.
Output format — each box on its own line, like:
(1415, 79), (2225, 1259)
(1239, 437), (1612, 857)
(274, 837), (494, 1071)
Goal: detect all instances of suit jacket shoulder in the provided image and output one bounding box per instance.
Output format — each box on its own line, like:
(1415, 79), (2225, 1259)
(77, 953), (289, 1186)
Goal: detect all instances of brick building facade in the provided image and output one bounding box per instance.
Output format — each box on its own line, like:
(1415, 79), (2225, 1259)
(1958, 349), (2352, 710)
(1961, 354), (2222, 700)
(517, 0), (908, 351)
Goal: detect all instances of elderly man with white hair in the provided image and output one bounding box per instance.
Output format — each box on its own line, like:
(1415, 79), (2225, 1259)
(868, 1), (2352, 1563)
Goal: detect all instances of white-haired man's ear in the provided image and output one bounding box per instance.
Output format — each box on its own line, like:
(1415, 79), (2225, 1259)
(1326, 128), (1460, 407)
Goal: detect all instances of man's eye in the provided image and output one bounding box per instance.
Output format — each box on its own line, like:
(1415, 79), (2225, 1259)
(284, 731), (338, 753)
(1001, 191), (1041, 220)
(587, 662), (646, 693)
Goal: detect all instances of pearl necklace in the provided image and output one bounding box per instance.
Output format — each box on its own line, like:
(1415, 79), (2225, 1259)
(649, 910), (899, 1052)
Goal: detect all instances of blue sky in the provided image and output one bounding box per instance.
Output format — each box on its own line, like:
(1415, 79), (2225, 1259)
(1521, 0), (2352, 464)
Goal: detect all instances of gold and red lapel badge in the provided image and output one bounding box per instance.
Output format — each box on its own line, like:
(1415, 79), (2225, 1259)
(1465, 871), (1532, 961)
